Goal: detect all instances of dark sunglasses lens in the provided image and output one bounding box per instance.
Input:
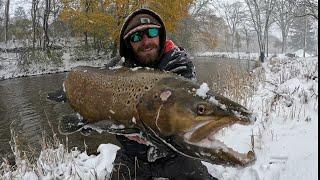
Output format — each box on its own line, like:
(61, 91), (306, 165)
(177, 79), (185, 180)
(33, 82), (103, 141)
(148, 28), (159, 38)
(130, 32), (142, 42)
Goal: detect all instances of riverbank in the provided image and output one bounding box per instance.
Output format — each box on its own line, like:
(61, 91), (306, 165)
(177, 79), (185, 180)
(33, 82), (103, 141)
(196, 49), (315, 61)
(0, 39), (113, 80)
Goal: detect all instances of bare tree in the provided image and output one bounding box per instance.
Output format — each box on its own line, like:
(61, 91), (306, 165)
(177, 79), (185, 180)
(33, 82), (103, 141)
(31, 0), (40, 49)
(239, 16), (254, 53)
(0, 0), (4, 24)
(273, 0), (295, 53)
(187, 0), (218, 52)
(290, 0), (318, 20)
(192, 7), (227, 52)
(43, 0), (51, 50)
(220, 1), (246, 53)
(245, 0), (276, 62)
(189, 0), (213, 17)
(4, 0), (10, 44)
(303, 0), (318, 20)
(50, 0), (63, 45)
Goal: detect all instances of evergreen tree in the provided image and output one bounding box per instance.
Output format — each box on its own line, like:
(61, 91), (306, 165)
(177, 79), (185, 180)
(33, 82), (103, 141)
(12, 6), (31, 40)
(289, 16), (316, 53)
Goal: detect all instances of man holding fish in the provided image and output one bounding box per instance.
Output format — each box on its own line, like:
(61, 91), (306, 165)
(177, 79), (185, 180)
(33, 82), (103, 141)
(49, 8), (256, 180)
(110, 8), (216, 180)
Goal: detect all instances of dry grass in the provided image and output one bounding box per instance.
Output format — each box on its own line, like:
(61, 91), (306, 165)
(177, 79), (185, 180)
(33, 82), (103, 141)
(209, 60), (265, 108)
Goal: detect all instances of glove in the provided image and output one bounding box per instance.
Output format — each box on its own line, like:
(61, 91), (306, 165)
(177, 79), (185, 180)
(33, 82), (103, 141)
(159, 48), (196, 79)
(163, 50), (190, 72)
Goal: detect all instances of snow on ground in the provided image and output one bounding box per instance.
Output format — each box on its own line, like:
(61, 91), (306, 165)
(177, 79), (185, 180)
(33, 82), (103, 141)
(0, 53), (318, 180)
(196, 51), (260, 60)
(197, 49), (316, 60)
(204, 56), (318, 180)
(0, 39), (111, 80)
(0, 51), (110, 80)
(1, 144), (120, 179)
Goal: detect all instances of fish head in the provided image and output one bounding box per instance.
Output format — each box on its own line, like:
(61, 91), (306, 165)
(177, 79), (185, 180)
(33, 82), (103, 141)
(136, 77), (256, 166)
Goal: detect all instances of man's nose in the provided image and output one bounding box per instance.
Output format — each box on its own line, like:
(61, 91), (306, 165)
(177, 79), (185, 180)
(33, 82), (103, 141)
(140, 34), (151, 44)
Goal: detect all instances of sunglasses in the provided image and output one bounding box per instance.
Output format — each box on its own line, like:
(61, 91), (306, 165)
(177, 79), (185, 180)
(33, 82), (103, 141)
(129, 28), (160, 43)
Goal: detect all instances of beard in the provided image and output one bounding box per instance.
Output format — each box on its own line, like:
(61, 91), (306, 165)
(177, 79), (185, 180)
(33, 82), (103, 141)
(134, 43), (160, 66)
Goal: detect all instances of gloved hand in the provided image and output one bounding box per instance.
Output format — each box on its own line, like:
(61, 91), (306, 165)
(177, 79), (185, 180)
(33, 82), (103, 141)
(163, 50), (190, 73)
(158, 48), (196, 80)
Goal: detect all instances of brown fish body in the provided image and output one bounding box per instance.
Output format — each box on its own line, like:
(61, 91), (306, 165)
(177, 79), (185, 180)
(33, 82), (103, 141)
(64, 66), (172, 127)
(64, 66), (256, 166)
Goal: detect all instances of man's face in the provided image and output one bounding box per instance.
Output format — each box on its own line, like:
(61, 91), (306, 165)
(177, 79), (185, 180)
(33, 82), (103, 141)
(129, 28), (160, 66)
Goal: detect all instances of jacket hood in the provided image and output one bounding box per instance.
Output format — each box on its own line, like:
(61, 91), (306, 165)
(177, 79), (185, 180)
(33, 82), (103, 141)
(119, 8), (167, 67)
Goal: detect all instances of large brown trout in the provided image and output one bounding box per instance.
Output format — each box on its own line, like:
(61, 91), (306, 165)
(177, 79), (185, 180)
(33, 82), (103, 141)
(63, 66), (256, 166)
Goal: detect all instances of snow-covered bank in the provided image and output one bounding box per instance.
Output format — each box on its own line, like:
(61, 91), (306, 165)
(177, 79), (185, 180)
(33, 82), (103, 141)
(205, 56), (318, 180)
(196, 49), (316, 61)
(0, 55), (318, 180)
(196, 51), (260, 60)
(0, 49), (111, 80)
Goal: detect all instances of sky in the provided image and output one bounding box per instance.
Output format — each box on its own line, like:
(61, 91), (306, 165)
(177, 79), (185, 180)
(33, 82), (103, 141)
(6, 0), (32, 16)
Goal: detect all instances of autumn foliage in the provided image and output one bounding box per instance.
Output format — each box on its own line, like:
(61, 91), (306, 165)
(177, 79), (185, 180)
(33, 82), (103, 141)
(59, 0), (194, 53)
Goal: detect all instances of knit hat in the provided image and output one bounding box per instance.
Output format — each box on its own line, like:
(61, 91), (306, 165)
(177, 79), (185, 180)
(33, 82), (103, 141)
(123, 13), (162, 40)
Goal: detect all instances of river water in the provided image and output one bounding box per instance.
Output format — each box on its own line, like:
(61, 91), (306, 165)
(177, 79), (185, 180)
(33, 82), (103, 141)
(0, 57), (255, 161)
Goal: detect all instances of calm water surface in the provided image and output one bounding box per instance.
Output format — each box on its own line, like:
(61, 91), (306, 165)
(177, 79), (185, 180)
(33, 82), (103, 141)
(0, 57), (255, 161)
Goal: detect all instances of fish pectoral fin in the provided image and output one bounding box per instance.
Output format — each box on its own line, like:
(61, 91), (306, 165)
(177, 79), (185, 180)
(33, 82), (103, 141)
(105, 127), (141, 135)
(58, 114), (86, 135)
(85, 120), (141, 135)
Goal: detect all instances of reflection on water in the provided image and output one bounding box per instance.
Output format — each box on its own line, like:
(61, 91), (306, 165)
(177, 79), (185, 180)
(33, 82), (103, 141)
(0, 57), (255, 161)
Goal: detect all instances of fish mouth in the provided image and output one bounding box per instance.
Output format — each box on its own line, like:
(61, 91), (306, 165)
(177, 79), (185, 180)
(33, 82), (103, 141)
(178, 115), (256, 166)
(139, 115), (256, 166)
(187, 116), (252, 143)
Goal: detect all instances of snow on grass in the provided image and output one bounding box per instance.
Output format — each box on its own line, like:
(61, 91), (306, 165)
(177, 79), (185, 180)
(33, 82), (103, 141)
(196, 50), (316, 60)
(196, 51), (260, 60)
(0, 50), (110, 80)
(0, 53), (318, 180)
(1, 143), (120, 180)
(204, 56), (318, 180)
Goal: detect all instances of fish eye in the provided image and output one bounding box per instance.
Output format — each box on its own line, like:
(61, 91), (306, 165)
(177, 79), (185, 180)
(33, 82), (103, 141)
(197, 104), (206, 115)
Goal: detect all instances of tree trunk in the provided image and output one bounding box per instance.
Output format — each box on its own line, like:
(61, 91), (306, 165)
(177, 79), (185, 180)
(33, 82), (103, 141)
(316, 28), (318, 56)
(244, 28), (250, 53)
(266, 30), (269, 57)
(111, 40), (118, 57)
(281, 29), (287, 53)
(303, 13), (307, 57)
(4, 0), (10, 44)
(224, 32), (228, 52)
(43, 0), (51, 50)
(84, 32), (88, 48)
(32, 0), (39, 49)
(231, 31), (235, 53)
